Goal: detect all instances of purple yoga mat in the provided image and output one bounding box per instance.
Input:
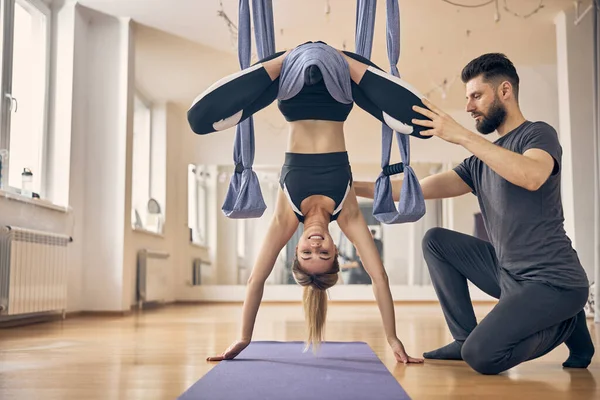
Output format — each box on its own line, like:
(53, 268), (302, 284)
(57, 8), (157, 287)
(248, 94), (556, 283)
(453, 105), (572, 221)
(178, 341), (411, 400)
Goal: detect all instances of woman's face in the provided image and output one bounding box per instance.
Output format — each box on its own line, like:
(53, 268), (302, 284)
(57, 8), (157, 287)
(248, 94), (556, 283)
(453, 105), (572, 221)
(296, 226), (336, 274)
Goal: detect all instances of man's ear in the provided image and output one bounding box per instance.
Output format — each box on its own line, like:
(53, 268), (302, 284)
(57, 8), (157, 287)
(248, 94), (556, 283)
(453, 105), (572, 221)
(499, 81), (511, 99)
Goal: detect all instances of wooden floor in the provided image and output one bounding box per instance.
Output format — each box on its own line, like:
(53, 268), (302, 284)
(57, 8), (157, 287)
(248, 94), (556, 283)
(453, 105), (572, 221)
(0, 303), (599, 399)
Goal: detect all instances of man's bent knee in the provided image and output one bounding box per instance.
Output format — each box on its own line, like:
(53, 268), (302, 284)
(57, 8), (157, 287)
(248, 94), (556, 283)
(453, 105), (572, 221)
(461, 339), (506, 375)
(421, 227), (449, 254)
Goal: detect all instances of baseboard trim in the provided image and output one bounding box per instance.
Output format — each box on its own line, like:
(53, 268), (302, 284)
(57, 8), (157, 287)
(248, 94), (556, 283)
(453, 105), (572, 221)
(0, 312), (65, 328)
(0, 300), (498, 327)
(77, 310), (134, 317)
(173, 300), (498, 305)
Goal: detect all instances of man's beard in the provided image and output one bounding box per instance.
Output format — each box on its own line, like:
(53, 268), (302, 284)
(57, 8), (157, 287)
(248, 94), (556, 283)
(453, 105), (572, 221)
(475, 97), (507, 134)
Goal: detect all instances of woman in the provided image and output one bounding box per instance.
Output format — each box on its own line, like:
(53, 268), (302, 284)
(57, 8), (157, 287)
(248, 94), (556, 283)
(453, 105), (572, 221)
(188, 41), (427, 364)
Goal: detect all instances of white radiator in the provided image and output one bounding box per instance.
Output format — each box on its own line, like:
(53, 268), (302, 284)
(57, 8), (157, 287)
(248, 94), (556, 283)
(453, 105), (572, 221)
(137, 249), (170, 308)
(0, 226), (71, 317)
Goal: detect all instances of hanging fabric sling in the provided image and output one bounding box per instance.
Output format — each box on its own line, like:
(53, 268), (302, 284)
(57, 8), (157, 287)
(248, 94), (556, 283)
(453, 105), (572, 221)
(221, 0), (275, 218)
(221, 0), (425, 223)
(354, 0), (426, 224)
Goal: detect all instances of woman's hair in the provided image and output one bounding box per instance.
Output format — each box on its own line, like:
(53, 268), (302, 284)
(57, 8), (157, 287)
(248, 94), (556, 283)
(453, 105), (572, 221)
(291, 255), (340, 353)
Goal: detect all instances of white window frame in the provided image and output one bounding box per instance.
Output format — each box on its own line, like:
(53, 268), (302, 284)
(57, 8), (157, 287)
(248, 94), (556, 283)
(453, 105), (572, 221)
(0, 0), (52, 195)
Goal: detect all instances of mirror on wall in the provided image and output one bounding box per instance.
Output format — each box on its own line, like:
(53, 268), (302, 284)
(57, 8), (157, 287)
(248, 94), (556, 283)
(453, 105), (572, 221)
(188, 163), (209, 247)
(187, 162), (485, 287)
(272, 195), (445, 286)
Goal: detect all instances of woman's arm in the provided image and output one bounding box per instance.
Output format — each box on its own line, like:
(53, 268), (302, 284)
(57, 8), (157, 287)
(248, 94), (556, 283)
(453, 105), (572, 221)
(338, 187), (423, 363)
(207, 187), (298, 361)
(336, 189), (397, 342)
(187, 51), (287, 135)
(239, 187), (299, 341)
(337, 188), (423, 364)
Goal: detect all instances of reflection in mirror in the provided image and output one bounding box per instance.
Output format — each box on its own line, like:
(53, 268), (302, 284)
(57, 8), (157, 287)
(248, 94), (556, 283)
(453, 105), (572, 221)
(336, 202), (380, 285)
(188, 164), (209, 247)
(236, 166), (282, 284)
(276, 162), (445, 285)
(194, 162), (484, 287)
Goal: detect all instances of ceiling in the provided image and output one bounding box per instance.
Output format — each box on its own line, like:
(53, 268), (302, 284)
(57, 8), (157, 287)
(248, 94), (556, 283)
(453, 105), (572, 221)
(79, 0), (578, 106)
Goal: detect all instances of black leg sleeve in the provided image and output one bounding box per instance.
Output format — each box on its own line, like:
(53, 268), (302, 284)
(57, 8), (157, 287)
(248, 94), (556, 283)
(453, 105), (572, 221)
(342, 50), (431, 140)
(187, 51), (285, 135)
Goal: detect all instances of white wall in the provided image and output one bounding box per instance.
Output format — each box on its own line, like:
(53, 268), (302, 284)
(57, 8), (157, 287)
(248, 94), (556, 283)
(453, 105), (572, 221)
(65, 1), (87, 311)
(1, 1), (135, 313)
(129, 18), (596, 305)
(125, 101), (210, 307)
(61, 7), (216, 312)
(131, 23), (561, 167)
(130, 22), (567, 300)
(555, 8), (596, 281)
(57, 7), (215, 312)
(131, 22), (217, 298)
(73, 8), (132, 311)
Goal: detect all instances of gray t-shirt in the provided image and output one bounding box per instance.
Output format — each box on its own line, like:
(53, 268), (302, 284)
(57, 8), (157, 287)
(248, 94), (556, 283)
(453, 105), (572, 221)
(454, 120), (589, 288)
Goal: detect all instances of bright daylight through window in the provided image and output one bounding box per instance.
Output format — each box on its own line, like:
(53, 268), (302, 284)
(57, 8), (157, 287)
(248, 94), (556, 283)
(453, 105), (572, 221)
(0, 0), (50, 198)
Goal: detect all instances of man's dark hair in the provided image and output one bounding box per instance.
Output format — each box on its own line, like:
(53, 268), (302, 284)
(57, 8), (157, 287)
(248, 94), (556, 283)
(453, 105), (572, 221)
(461, 53), (520, 101)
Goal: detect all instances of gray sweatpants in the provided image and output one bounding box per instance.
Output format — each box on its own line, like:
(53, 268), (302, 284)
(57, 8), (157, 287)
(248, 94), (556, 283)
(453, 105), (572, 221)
(422, 227), (589, 375)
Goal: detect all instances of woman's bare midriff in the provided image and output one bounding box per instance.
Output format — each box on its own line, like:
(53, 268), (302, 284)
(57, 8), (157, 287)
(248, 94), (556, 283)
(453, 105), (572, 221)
(287, 120), (346, 154)
(286, 120), (346, 216)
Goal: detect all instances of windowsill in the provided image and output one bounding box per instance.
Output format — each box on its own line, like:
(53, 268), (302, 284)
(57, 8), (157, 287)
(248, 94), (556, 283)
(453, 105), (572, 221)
(190, 241), (209, 251)
(0, 189), (71, 213)
(132, 227), (165, 238)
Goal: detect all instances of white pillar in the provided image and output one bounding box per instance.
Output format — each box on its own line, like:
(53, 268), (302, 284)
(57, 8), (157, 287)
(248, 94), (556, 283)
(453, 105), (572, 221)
(554, 8), (597, 289)
(594, 2), (600, 325)
(75, 6), (134, 311)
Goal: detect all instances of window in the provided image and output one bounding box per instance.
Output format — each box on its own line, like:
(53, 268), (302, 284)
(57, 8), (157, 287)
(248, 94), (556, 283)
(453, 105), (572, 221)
(131, 93), (166, 233)
(131, 92), (163, 232)
(131, 93), (151, 227)
(188, 164), (208, 247)
(0, 0), (51, 196)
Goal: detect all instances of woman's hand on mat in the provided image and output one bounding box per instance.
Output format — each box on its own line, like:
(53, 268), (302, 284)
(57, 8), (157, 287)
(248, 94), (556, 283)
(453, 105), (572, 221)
(411, 98), (473, 145)
(206, 339), (250, 362)
(388, 338), (424, 364)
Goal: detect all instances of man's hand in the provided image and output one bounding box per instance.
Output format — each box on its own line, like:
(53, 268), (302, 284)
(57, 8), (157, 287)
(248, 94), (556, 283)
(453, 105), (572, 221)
(411, 98), (474, 145)
(388, 337), (424, 365)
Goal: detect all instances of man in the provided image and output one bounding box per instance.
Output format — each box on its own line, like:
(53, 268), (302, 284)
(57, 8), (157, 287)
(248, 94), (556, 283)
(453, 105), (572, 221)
(354, 53), (594, 375)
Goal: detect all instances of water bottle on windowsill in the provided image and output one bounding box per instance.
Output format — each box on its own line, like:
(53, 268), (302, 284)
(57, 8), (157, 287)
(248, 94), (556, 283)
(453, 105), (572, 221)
(21, 168), (33, 198)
